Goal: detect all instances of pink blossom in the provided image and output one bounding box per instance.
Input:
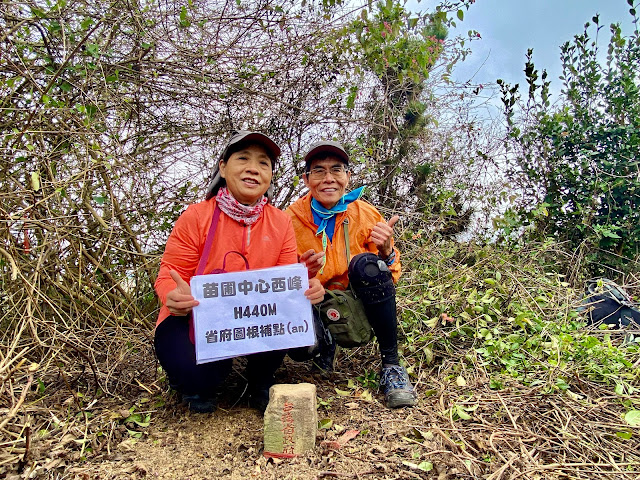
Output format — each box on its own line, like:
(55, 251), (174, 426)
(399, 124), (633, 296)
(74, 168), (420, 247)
(441, 313), (455, 323)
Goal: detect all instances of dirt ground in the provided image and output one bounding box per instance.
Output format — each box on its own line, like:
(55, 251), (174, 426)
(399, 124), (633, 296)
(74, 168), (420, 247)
(4, 348), (640, 480)
(61, 354), (465, 480)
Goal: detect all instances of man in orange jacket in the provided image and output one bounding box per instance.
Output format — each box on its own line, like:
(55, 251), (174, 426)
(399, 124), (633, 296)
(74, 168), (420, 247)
(286, 141), (416, 409)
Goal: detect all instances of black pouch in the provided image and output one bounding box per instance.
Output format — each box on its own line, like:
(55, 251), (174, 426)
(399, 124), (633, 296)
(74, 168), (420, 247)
(580, 278), (640, 328)
(316, 289), (373, 348)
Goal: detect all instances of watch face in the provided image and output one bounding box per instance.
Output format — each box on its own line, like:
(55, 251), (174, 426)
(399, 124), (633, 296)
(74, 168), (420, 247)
(327, 308), (341, 321)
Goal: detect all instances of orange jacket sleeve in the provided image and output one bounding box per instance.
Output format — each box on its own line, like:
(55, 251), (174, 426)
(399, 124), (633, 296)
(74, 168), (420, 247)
(276, 215), (298, 266)
(154, 204), (203, 308)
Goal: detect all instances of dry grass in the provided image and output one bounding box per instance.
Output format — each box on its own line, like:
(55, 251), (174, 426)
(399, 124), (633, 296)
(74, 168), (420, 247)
(2, 238), (639, 479)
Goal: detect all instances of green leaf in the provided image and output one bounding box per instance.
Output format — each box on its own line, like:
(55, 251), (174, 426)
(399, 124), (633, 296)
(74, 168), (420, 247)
(31, 172), (40, 191)
(456, 405), (472, 420)
(359, 389), (373, 402)
(601, 229), (621, 239)
(179, 5), (191, 27)
(346, 86), (358, 109)
(624, 410), (640, 427)
(85, 43), (99, 57)
(489, 378), (503, 390)
(616, 431), (632, 440)
(81, 17), (94, 30)
(335, 388), (351, 397)
(30, 7), (47, 18)
(457, 9), (464, 21)
(418, 461), (433, 472)
(318, 418), (333, 429)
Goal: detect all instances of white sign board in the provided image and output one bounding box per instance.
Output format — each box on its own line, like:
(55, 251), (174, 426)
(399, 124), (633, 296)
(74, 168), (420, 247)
(190, 263), (315, 364)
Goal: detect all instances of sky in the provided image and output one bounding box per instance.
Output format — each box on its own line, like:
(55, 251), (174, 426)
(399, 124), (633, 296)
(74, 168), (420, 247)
(408, 0), (638, 97)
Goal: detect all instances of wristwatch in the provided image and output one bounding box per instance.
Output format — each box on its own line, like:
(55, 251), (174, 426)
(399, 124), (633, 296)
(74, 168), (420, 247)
(380, 249), (396, 266)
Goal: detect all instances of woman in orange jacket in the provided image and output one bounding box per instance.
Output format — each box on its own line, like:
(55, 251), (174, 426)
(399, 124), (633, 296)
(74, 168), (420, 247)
(286, 141), (416, 409)
(154, 131), (324, 413)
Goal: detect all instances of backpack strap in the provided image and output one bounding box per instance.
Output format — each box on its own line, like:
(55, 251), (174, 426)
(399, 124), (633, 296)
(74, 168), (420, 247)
(342, 218), (358, 296)
(196, 205), (221, 276)
(343, 218), (351, 263)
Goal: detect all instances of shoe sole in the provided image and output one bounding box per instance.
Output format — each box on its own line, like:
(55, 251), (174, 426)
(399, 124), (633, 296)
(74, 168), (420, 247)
(386, 392), (417, 408)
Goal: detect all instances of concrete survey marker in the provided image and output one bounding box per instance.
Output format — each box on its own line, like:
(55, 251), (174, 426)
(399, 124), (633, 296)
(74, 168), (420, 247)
(263, 383), (317, 458)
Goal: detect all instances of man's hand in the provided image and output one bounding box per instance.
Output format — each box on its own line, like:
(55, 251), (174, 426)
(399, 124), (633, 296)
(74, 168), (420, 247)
(370, 215), (399, 258)
(304, 278), (325, 305)
(165, 270), (199, 316)
(300, 249), (325, 278)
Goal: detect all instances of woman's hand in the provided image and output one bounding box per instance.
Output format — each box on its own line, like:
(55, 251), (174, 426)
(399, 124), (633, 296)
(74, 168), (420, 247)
(165, 270), (200, 316)
(300, 249), (325, 278)
(304, 278), (325, 305)
(370, 215), (399, 258)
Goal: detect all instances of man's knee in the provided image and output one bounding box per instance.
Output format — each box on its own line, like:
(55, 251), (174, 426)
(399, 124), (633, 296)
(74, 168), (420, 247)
(348, 253), (395, 304)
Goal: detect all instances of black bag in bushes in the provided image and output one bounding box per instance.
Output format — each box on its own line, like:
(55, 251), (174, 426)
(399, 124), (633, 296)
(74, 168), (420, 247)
(580, 278), (640, 328)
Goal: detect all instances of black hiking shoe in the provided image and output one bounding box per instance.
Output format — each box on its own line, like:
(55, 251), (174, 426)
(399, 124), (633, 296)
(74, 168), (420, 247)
(379, 365), (417, 408)
(247, 375), (276, 414)
(182, 394), (218, 413)
(249, 388), (269, 414)
(311, 339), (336, 373)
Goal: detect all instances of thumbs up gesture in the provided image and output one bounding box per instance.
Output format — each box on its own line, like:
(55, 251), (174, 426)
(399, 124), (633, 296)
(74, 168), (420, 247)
(370, 215), (399, 259)
(166, 270), (200, 316)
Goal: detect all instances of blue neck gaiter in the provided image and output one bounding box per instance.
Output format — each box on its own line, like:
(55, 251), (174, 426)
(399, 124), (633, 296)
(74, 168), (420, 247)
(310, 186), (365, 273)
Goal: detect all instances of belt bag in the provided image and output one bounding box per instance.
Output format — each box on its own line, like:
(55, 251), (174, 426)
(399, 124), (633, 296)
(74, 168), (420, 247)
(316, 288), (372, 348)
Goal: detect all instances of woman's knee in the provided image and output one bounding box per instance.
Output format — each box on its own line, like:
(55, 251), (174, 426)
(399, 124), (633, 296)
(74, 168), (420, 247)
(154, 315), (231, 395)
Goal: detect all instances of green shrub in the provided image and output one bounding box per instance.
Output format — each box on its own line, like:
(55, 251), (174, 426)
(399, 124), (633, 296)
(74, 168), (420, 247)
(398, 238), (640, 393)
(497, 7), (640, 275)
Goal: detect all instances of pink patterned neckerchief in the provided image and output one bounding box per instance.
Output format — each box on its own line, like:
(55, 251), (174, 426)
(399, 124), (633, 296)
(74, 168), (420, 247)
(215, 187), (267, 225)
